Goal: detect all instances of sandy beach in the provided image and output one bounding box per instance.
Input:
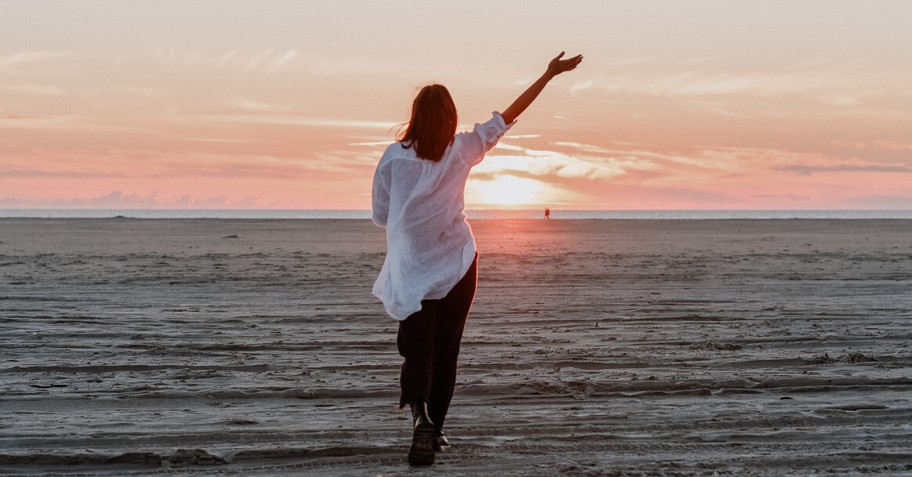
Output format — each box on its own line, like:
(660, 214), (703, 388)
(1, 218), (910, 476)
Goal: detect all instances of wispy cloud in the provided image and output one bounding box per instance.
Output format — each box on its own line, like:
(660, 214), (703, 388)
(215, 50), (241, 67)
(348, 140), (392, 147)
(222, 97), (292, 113)
(569, 79), (593, 98)
(872, 140), (912, 152)
(470, 136), (912, 208)
(0, 51), (75, 67)
(244, 49), (275, 71)
(265, 50), (298, 73)
(568, 59), (908, 123)
(479, 145), (651, 181)
(151, 48), (300, 73)
(0, 191), (266, 209)
(0, 114), (148, 133)
(776, 164), (912, 176)
(553, 141), (730, 170)
(0, 169), (124, 179)
(2, 83), (66, 95)
(192, 114), (399, 129)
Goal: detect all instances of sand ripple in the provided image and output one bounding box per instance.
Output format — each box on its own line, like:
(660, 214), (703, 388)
(1, 218), (911, 476)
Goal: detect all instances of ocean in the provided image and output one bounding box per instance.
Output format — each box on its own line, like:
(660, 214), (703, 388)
(1, 209), (911, 219)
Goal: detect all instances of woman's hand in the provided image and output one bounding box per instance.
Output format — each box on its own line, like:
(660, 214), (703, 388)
(501, 51), (583, 124)
(546, 51), (583, 78)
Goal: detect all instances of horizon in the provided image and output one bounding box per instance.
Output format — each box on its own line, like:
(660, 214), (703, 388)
(3, 1), (912, 210)
(4, 208), (912, 221)
(3, 206), (912, 211)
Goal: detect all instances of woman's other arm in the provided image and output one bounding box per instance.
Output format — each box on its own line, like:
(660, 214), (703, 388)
(371, 159), (390, 227)
(501, 52), (583, 125)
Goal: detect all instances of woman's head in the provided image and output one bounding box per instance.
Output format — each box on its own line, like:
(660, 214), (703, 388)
(398, 84), (457, 162)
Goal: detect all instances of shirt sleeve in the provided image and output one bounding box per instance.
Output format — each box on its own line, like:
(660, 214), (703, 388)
(459, 111), (515, 167)
(371, 157), (390, 227)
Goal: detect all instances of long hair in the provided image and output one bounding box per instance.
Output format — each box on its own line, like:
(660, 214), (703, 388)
(397, 84), (457, 162)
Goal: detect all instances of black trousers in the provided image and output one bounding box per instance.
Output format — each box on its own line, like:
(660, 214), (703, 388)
(397, 254), (478, 430)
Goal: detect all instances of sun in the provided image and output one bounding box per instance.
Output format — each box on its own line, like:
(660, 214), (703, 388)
(465, 175), (550, 208)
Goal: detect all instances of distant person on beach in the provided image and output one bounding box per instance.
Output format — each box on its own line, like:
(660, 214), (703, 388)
(545, 207), (551, 220)
(371, 51), (582, 466)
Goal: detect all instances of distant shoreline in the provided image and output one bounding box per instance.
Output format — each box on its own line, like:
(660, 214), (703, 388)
(1, 209), (912, 220)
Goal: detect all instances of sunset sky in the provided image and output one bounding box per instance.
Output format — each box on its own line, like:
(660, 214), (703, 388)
(2, 1), (911, 210)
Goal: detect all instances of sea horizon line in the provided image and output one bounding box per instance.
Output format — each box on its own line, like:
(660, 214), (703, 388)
(2, 209), (912, 220)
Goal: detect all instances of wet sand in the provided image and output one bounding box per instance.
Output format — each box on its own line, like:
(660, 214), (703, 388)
(1, 218), (911, 476)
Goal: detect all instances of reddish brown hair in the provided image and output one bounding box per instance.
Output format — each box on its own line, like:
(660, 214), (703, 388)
(398, 84), (457, 162)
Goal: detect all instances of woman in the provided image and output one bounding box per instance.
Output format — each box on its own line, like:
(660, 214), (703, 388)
(372, 51), (583, 466)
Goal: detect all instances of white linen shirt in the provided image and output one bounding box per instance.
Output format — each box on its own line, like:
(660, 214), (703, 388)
(372, 112), (514, 320)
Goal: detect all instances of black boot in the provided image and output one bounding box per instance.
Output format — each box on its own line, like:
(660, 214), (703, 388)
(408, 402), (436, 466)
(433, 429), (451, 452)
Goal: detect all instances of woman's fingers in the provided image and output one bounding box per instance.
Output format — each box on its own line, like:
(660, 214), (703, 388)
(548, 52), (582, 75)
(559, 56), (582, 72)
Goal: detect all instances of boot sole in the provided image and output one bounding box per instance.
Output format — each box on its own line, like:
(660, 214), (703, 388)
(408, 421), (436, 466)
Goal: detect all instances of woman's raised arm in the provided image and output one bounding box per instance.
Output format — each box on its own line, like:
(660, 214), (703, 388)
(501, 51), (583, 125)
